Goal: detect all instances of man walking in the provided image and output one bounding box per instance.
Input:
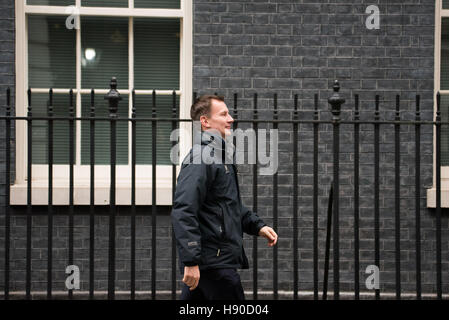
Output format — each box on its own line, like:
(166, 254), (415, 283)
(171, 95), (278, 300)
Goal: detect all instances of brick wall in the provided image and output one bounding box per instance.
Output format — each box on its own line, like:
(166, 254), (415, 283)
(192, 0), (448, 295)
(0, 0), (16, 292)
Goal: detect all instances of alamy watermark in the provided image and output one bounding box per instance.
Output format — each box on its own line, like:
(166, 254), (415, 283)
(170, 122), (278, 175)
(365, 265), (380, 290)
(65, 265), (80, 290)
(64, 4), (381, 31)
(65, 6), (80, 30)
(366, 5), (380, 30)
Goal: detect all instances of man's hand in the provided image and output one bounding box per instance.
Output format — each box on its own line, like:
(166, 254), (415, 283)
(183, 265), (200, 291)
(259, 226), (278, 247)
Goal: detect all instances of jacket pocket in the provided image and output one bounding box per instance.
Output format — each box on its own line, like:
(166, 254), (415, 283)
(200, 243), (238, 267)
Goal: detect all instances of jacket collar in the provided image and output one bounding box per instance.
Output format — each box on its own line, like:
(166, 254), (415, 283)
(194, 130), (235, 164)
(199, 130), (225, 149)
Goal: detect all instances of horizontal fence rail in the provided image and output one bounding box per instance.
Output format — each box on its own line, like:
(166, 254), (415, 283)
(1, 78), (447, 300)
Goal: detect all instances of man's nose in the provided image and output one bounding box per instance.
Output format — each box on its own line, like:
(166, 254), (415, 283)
(227, 114), (234, 122)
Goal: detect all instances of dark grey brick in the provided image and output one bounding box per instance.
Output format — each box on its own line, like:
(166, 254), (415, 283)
(244, 25), (276, 35)
(245, 3), (277, 13)
(221, 35), (252, 45)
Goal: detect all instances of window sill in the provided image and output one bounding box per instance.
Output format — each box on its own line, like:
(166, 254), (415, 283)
(10, 179), (174, 205)
(426, 187), (449, 208)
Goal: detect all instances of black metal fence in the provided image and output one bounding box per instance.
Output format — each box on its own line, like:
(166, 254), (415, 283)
(1, 78), (447, 300)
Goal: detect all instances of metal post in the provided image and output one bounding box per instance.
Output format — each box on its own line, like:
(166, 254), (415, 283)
(374, 95), (380, 300)
(435, 92), (442, 300)
(354, 94), (360, 300)
(171, 90), (177, 300)
(26, 88), (32, 300)
(293, 94), (299, 300)
(151, 90), (157, 300)
(253, 93), (258, 300)
(415, 95), (422, 299)
(68, 89), (74, 300)
(323, 184), (333, 300)
(89, 89), (95, 300)
(5, 87), (11, 300)
(272, 93), (278, 300)
(394, 95), (401, 299)
(313, 93), (319, 300)
(47, 89), (53, 299)
(328, 80), (345, 300)
(105, 77), (121, 300)
(131, 89), (136, 300)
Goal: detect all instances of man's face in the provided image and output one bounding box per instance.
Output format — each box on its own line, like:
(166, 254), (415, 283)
(200, 99), (234, 138)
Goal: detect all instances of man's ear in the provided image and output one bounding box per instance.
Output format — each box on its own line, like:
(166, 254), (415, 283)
(200, 115), (209, 129)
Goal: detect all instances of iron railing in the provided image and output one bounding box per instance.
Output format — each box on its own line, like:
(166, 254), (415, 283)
(1, 78), (447, 300)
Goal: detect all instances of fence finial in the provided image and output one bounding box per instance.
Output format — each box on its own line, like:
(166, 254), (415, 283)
(48, 88), (53, 117)
(328, 80), (345, 119)
(105, 77), (122, 117)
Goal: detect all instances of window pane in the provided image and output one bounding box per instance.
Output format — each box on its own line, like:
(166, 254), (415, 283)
(134, 18), (180, 90)
(135, 94), (179, 165)
(82, 0), (127, 7)
(28, 15), (76, 89)
(441, 18), (449, 90)
(135, 0), (180, 9)
(27, 0), (74, 5)
(81, 94), (129, 165)
(81, 17), (128, 89)
(30, 93), (75, 164)
(444, 0), (449, 9)
(441, 95), (449, 166)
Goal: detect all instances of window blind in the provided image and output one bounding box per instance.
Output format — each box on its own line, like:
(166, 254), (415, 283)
(134, 18), (180, 90)
(28, 15), (76, 89)
(135, 0), (180, 9)
(82, 0), (179, 8)
(81, 94), (129, 165)
(134, 95), (179, 165)
(31, 93), (75, 165)
(441, 18), (449, 90)
(82, 0), (127, 7)
(28, 15), (76, 164)
(441, 95), (449, 166)
(441, 19), (449, 165)
(81, 16), (128, 90)
(133, 18), (180, 165)
(27, 14), (181, 165)
(27, 0), (74, 5)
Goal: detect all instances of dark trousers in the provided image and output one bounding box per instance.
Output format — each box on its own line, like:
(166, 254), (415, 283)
(180, 268), (245, 300)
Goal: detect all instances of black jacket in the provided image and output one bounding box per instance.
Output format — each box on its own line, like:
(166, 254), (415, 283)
(171, 130), (266, 272)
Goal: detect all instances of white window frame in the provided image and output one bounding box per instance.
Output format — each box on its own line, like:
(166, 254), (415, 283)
(428, 0), (449, 207)
(13, 0), (193, 205)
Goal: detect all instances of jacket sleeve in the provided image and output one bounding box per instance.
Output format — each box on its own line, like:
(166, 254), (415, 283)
(241, 204), (266, 236)
(171, 161), (209, 267)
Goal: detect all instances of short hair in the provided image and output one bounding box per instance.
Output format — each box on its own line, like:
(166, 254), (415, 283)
(190, 95), (224, 121)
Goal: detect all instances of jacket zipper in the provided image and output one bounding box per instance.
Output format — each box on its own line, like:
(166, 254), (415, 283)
(231, 164), (242, 208)
(219, 203), (227, 241)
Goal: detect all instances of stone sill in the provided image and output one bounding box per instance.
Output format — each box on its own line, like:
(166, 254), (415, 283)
(426, 188), (449, 208)
(10, 180), (173, 205)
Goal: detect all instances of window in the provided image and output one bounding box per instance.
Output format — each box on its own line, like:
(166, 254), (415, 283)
(441, 16), (449, 166)
(13, 0), (193, 205)
(428, 0), (449, 206)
